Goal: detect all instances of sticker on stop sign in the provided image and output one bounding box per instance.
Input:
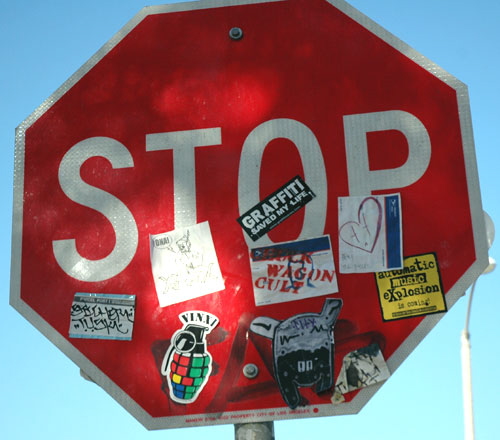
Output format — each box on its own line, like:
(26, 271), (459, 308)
(150, 221), (225, 307)
(237, 175), (316, 241)
(338, 194), (403, 273)
(249, 235), (338, 306)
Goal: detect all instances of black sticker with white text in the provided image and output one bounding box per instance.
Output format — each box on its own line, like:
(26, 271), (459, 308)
(237, 176), (315, 241)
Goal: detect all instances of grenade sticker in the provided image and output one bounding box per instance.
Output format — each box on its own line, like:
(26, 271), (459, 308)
(161, 311), (219, 404)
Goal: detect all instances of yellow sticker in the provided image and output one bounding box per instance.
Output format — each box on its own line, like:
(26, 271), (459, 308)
(375, 253), (447, 321)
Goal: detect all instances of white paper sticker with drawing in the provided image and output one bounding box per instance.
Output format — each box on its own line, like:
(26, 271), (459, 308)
(150, 221), (225, 307)
(338, 194), (403, 273)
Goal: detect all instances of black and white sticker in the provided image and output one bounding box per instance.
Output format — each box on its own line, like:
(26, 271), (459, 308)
(237, 175), (315, 241)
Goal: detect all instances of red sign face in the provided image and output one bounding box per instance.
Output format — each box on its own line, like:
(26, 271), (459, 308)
(11, 0), (487, 430)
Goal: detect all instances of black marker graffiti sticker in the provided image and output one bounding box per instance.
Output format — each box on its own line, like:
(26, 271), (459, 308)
(250, 235), (338, 306)
(237, 175), (315, 241)
(161, 311), (219, 404)
(69, 293), (135, 340)
(250, 298), (342, 409)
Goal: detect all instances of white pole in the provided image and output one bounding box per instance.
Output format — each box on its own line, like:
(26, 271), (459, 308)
(460, 212), (496, 440)
(461, 329), (475, 440)
(461, 280), (476, 440)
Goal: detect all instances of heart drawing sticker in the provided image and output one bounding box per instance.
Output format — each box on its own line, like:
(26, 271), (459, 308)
(339, 197), (382, 253)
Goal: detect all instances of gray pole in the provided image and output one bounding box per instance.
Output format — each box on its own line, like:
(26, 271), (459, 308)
(461, 280), (476, 440)
(234, 422), (275, 440)
(461, 255), (496, 440)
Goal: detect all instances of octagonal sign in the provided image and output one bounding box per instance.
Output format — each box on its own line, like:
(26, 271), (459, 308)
(11, 0), (488, 430)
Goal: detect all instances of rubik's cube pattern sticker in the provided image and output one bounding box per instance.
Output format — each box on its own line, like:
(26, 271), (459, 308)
(169, 352), (211, 401)
(160, 311), (219, 404)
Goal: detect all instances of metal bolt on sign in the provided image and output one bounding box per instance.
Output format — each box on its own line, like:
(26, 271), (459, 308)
(242, 363), (259, 379)
(229, 27), (244, 40)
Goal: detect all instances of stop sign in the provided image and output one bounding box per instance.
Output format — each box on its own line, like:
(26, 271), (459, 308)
(11, 0), (488, 430)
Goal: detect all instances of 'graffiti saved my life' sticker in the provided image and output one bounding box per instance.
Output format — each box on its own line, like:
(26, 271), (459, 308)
(237, 175), (315, 241)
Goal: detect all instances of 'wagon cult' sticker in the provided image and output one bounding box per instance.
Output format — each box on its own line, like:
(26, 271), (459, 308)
(375, 253), (446, 321)
(150, 221), (225, 307)
(338, 194), (403, 273)
(161, 311), (219, 404)
(250, 298), (342, 409)
(237, 175), (315, 241)
(250, 235), (338, 306)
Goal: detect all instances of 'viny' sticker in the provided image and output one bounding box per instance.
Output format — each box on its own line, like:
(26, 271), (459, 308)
(161, 311), (219, 404)
(338, 194), (403, 273)
(150, 221), (225, 307)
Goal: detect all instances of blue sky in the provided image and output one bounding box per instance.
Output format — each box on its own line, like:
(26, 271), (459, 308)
(1, 0), (499, 438)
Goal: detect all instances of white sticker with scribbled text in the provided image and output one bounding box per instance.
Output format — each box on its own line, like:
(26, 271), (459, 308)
(150, 221), (225, 307)
(69, 293), (135, 340)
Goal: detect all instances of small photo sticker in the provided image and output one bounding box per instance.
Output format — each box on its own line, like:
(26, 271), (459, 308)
(375, 253), (447, 321)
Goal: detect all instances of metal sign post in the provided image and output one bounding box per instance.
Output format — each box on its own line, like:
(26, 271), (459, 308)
(235, 422), (275, 440)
